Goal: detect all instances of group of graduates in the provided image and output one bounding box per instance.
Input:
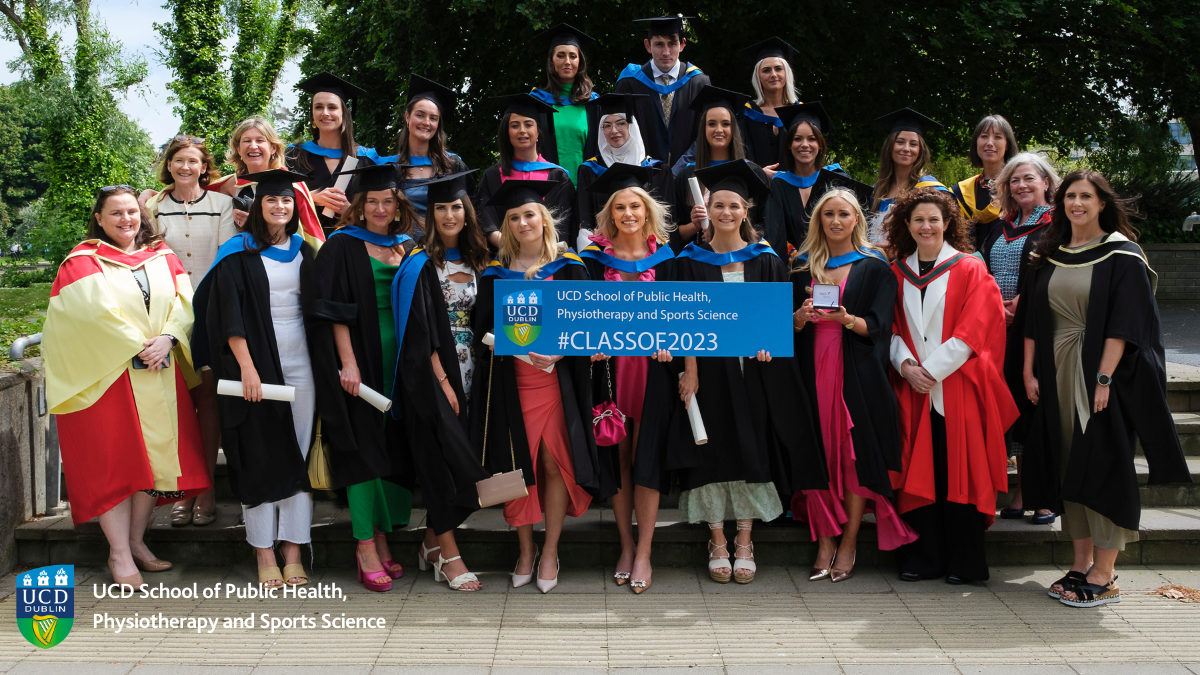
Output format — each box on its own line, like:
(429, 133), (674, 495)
(42, 15), (1190, 609)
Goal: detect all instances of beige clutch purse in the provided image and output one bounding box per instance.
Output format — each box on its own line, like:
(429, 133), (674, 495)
(475, 352), (529, 508)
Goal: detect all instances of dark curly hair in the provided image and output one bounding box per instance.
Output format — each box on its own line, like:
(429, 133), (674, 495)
(882, 187), (974, 261)
(1030, 169), (1139, 267)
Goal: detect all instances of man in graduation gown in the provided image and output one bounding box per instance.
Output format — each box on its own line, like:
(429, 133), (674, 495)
(614, 15), (711, 168)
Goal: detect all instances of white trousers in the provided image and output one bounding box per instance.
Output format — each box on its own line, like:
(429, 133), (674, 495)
(243, 492), (313, 548)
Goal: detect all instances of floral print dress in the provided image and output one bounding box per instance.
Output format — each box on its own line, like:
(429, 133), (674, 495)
(437, 260), (477, 408)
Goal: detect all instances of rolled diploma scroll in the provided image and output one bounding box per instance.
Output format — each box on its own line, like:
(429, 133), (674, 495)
(217, 379), (296, 402)
(338, 372), (392, 413)
(688, 177), (709, 231)
(322, 156), (358, 218)
(678, 373), (709, 445)
(482, 332), (554, 373)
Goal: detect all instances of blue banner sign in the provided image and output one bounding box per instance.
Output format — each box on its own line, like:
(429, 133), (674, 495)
(493, 280), (794, 357)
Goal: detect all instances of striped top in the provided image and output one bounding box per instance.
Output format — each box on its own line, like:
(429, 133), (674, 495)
(152, 189), (238, 279)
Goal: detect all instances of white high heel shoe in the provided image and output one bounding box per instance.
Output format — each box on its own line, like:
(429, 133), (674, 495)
(536, 558), (560, 594)
(511, 546), (538, 589)
(418, 543), (440, 576)
(433, 554), (479, 592)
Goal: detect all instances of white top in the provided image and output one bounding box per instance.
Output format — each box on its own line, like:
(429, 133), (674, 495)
(889, 241), (975, 415)
(263, 245), (303, 324)
(154, 189), (237, 279)
(651, 60), (682, 82)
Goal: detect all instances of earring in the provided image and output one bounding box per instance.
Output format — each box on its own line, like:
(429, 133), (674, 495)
(394, 212), (401, 221)
(359, 214), (364, 221)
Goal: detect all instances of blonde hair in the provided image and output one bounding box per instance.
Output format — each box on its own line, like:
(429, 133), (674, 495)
(795, 188), (877, 284)
(750, 57), (799, 107)
(227, 116), (287, 174)
(705, 191), (759, 244)
(497, 202), (564, 279)
(595, 186), (674, 245)
(995, 152), (1061, 219)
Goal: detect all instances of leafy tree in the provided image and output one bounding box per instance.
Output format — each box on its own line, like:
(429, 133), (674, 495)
(0, 83), (46, 235)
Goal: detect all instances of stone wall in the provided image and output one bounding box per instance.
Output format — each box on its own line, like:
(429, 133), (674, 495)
(1145, 243), (1200, 304)
(0, 359), (49, 575)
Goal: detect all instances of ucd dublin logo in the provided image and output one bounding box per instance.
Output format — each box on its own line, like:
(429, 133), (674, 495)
(17, 565), (73, 648)
(502, 289), (543, 347)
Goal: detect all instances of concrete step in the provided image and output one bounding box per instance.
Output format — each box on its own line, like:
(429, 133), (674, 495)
(17, 503), (1200, 571)
(1001, 456), (1200, 507)
(1167, 362), (1200, 412)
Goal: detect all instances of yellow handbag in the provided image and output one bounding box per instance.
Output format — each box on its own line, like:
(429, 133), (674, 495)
(307, 419), (334, 490)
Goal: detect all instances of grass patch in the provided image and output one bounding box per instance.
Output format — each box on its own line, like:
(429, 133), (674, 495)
(0, 282), (51, 366)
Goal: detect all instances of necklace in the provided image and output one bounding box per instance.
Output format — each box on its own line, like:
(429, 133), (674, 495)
(514, 256), (539, 271)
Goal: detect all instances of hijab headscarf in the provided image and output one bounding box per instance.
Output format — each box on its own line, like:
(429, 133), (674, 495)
(598, 113), (646, 167)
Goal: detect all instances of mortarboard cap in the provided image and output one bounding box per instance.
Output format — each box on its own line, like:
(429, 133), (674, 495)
(492, 93), (558, 121)
(485, 179), (560, 211)
(694, 160), (769, 204)
(776, 101), (833, 136)
(242, 169), (307, 197)
(634, 15), (693, 38)
(422, 169), (478, 206)
(296, 72), (366, 104)
(584, 163), (656, 199)
(814, 170), (875, 209)
(535, 23), (595, 50)
(875, 107), (943, 136)
(689, 85), (751, 117)
(407, 75), (458, 126)
(590, 92), (649, 124)
(335, 164), (403, 195)
(740, 36), (796, 64)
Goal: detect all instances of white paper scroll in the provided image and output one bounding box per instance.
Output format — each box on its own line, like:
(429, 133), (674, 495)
(688, 177), (709, 231)
(322, 156), (358, 218)
(678, 373), (709, 445)
(217, 379), (296, 402)
(483, 332), (554, 373)
(337, 373), (392, 413)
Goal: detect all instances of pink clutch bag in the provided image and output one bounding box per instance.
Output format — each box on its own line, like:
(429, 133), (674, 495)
(592, 360), (627, 446)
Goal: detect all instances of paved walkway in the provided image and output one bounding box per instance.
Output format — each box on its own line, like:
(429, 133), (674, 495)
(0, 564), (1197, 672)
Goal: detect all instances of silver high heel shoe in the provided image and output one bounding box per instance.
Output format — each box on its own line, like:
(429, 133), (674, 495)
(536, 557), (559, 594)
(511, 546), (538, 589)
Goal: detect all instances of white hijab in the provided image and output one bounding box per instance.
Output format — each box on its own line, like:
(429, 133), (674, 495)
(598, 113), (646, 167)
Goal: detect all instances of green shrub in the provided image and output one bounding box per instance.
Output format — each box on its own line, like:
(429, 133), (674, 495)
(0, 267), (56, 289)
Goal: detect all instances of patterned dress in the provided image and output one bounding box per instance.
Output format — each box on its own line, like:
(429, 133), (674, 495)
(437, 260), (477, 408)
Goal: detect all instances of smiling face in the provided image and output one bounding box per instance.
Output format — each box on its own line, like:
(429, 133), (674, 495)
(976, 125), (1007, 168)
(431, 199), (465, 243)
(891, 131), (921, 169)
(312, 92), (344, 135)
(1008, 163), (1050, 212)
(168, 146), (205, 188)
(790, 121), (821, 172)
(97, 193), (142, 250)
(610, 188), (647, 238)
(709, 190), (747, 236)
(601, 114), (630, 149)
(505, 202), (545, 249)
(1062, 178), (1105, 229)
(818, 196), (856, 248)
(406, 99), (441, 144)
(705, 107), (733, 150)
(757, 57), (786, 94)
(238, 127), (272, 172)
(551, 44), (580, 81)
(644, 35), (683, 73)
(262, 195), (295, 231)
(362, 190), (398, 230)
(507, 113), (539, 152)
(907, 201), (946, 254)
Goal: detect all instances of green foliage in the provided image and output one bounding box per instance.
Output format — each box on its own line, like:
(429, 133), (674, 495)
(0, 267), (55, 288)
(0, 83), (47, 236)
(0, 283), (50, 365)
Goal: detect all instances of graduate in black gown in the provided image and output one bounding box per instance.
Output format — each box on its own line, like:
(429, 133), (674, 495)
(285, 73), (379, 233)
(673, 160), (826, 586)
(614, 15), (711, 168)
(474, 94), (577, 248)
(380, 75), (473, 226)
(390, 170), (492, 591)
(762, 102), (872, 260)
(673, 86), (770, 251)
(577, 163), (678, 594)
(738, 37), (800, 169)
(1019, 170), (1191, 607)
(529, 23), (600, 184)
(469, 179), (598, 594)
(576, 93), (666, 251)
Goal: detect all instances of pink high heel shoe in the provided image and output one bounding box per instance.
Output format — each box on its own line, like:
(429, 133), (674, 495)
(356, 541), (392, 592)
(374, 533), (403, 579)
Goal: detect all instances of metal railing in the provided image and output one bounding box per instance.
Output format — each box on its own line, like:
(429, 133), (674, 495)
(8, 333), (41, 361)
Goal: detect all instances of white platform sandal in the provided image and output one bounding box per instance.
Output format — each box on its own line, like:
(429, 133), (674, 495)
(707, 522), (732, 583)
(434, 554), (479, 591)
(733, 520), (756, 584)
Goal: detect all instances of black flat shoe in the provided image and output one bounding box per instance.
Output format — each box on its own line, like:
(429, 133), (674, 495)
(898, 571), (922, 582)
(946, 575), (969, 585)
(999, 508), (1025, 519)
(1030, 512), (1058, 525)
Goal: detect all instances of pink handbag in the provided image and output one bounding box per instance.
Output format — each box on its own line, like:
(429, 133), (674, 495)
(592, 360), (627, 446)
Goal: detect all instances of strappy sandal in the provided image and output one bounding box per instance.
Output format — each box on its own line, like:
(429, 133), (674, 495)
(1060, 579), (1120, 608)
(708, 540), (732, 584)
(434, 554), (479, 592)
(1048, 570), (1089, 599)
(282, 563), (308, 587)
(417, 542), (440, 572)
(374, 533), (403, 579)
(732, 520), (756, 584)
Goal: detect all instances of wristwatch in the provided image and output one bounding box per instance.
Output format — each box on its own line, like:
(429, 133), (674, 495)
(843, 314), (857, 329)
(1096, 373), (1113, 386)
(162, 334), (179, 347)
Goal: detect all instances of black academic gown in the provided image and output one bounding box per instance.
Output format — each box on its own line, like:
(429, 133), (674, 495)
(312, 234), (414, 490)
(582, 252), (680, 495)
(206, 243), (335, 507)
(395, 154), (472, 235)
(673, 245), (827, 496)
(575, 157), (670, 237)
(286, 145), (377, 232)
(1019, 236), (1191, 531)
(534, 89), (601, 171)
(392, 258), (491, 534)
(469, 260), (602, 497)
(762, 167), (856, 262)
(977, 211), (1050, 445)
(615, 63), (711, 167)
(474, 163), (577, 244)
(739, 102), (783, 168)
(673, 160), (770, 252)
(792, 255), (901, 498)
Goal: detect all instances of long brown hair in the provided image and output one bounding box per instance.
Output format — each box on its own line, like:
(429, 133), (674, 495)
(543, 45), (594, 103)
(244, 194), (300, 252)
(780, 120), (827, 174)
(155, 136), (220, 187)
(420, 198), (489, 273)
(1031, 169), (1140, 267)
(872, 130), (930, 209)
(333, 188), (421, 238)
(882, 187), (973, 261)
(695, 107), (746, 168)
(497, 112), (543, 175)
(394, 97), (455, 175)
(88, 186), (163, 249)
(294, 94), (359, 173)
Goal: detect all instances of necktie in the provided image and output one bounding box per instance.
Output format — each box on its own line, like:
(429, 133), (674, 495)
(660, 74), (674, 126)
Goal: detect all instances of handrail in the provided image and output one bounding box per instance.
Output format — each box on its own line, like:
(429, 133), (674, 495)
(9, 333), (41, 361)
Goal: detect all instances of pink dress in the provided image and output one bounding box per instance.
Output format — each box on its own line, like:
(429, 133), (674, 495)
(791, 279), (918, 550)
(590, 234), (657, 421)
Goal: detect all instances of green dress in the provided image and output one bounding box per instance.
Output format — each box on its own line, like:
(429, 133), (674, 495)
(553, 83), (589, 186)
(344, 256), (412, 541)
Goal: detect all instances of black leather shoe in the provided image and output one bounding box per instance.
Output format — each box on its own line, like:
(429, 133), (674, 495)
(946, 575), (969, 585)
(898, 571), (922, 582)
(1030, 512), (1058, 525)
(999, 508), (1025, 519)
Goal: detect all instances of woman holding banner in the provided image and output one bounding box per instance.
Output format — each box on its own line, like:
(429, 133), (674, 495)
(791, 188), (916, 582)
(579, 163), (677, 594)
(675, 160), (826, 585)
(471, 179), (598, 594)
(314, 164), (422, 592)
(390, 170), (491, 592)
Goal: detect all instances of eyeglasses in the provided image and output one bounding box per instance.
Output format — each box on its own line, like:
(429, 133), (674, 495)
(600, 121), (630, 132)
(174, 135), (206, 144)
